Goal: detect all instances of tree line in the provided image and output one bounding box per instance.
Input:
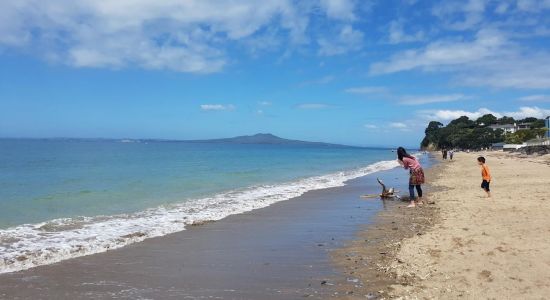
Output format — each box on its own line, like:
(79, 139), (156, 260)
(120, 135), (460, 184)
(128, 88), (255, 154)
(420, 114), (548, 150)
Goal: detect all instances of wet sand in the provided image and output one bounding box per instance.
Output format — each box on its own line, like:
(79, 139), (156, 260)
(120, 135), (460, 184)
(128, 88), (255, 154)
(332, 158), (440, 299)
(0, 163), (421, 299)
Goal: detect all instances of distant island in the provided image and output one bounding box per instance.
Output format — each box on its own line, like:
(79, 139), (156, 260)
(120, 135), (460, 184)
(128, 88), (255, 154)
(184, 133), (359, 148)
(1, 134), (365, 148)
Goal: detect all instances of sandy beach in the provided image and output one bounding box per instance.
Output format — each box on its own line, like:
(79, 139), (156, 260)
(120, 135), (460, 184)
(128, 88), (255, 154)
(335, 151), (550, 299)
(3, 151), (548, 299)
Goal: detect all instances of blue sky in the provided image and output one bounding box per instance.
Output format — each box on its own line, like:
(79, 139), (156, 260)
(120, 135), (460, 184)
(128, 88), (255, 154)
(1, 0), (549, 147)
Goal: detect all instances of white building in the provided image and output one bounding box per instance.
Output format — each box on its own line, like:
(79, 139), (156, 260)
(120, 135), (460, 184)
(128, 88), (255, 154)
(488, 123), (518, 134)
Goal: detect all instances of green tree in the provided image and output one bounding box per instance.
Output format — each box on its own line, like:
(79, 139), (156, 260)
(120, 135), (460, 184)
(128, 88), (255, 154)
(531, 119), (546, 128)
(519, 117), (538, 123)
(449, 116), (475, 127)
(504, 128), (547, 144)
(476, 114), (497, 126)
(421, 121), (443, 149)
(498, 116), (515, 124)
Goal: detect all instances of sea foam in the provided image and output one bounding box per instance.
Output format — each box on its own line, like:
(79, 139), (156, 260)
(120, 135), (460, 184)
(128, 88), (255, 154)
(0, 159), (400, 274)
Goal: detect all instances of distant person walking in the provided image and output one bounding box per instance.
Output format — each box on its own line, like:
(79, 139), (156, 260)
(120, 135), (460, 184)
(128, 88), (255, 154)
(449, 150), (454, 160)
(397, 147), (425, 208)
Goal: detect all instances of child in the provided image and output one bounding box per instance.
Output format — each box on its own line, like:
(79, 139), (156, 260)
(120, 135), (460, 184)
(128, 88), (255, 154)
(397, 147), (425, 208)
(477, 156), (491, 198)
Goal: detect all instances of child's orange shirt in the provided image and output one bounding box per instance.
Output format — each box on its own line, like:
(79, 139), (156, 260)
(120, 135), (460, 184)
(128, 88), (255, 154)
(481, 164), (491, 181)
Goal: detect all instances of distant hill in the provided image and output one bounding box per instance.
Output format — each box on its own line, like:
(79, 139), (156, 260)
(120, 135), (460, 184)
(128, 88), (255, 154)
(6, 134), (361, 148)
(186, 133), (358, 148)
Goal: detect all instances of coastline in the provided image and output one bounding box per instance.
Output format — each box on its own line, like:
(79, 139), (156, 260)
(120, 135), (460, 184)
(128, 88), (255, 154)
(333, 151), (550, 299)
(0, 160), (415, 299)
(0, 156), (400, 275)
(331, 154), (442, 299)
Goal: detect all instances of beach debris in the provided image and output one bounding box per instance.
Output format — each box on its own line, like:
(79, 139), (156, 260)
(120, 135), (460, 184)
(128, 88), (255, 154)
(365, 292), (378, 300)
(320, 280), (334, 286)
(189, 220), (215, 226)
(361, 178), (401, 200)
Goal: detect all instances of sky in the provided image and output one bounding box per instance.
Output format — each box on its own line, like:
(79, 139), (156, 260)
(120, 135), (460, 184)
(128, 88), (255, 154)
(1, 0), (550, 147)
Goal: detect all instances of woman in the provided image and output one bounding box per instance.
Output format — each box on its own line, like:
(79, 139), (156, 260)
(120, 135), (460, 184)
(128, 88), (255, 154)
(397, 147), (425, 208)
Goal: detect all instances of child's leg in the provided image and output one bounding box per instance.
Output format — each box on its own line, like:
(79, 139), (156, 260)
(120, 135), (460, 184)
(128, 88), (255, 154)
(481, 180), (491, 198)
(408, 185), (416, 207)
(415, 185), (423, 204)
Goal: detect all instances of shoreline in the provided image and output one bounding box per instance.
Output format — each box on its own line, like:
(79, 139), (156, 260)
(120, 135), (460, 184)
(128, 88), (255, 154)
(0, 159), (418, 299)
(331, 153), (442, 298)
(0, 158), (400, 275)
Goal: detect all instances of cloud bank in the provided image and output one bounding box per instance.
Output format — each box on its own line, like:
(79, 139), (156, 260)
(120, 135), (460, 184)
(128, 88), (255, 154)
(419, 106), (550, 122)
(0, 0), (361, 73)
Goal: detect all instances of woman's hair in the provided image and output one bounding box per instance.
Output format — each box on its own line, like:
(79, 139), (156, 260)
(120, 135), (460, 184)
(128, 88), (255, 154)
(397, 147), (415, 161)
(477, 156), (486, 163)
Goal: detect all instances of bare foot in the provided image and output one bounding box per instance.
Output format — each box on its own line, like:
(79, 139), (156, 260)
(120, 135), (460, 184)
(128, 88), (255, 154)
(407, 203), (416, 208)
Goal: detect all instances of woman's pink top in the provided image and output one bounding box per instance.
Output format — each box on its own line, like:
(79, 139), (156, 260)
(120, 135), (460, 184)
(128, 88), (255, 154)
(402, 157), (421, 170)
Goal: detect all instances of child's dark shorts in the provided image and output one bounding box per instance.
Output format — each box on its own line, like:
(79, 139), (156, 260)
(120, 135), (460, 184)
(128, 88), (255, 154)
(481, 180), (490, 191)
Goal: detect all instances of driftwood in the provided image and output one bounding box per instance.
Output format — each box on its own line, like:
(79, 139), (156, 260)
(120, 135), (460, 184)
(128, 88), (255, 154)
(361, 178), (401, 199)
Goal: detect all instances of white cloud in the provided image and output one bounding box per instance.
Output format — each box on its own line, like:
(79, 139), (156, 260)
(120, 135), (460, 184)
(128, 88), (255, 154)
(200, 104), (235, 111)
(258, 101), (272, 106)
(419, 106), (550, 122)
(371, 29), (507, 75)
(370, 28), (550, 89)
(0, 0), (357, 73)
(456, 52), (550, 89)
(432, 0), (488, 30)
(515, 0), (550, 11)
(296, 103), (332, 109)
(399, 94), (468, 105)
(418, 108), (497, 121)
(345, 86), (388, 94)
(318, 25), (363, 56)
(387, 20), (424, 44)
(364, 124), (378, 129)
(319, 0), (357, 21)
(389, 122), (408, 129)
(506, 106), (550, 119)
(519, 95), (550, 102)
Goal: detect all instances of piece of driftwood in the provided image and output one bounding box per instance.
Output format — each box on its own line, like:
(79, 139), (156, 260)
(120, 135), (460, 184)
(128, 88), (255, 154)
(361, 178), (401, 199)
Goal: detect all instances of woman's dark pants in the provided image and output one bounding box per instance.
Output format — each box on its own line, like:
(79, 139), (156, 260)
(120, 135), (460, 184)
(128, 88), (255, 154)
(409, 185), (423, 199)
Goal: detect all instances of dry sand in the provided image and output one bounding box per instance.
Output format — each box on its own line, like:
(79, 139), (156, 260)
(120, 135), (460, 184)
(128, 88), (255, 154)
(335, 151), (550, 299)
(389, 151), (550, 299)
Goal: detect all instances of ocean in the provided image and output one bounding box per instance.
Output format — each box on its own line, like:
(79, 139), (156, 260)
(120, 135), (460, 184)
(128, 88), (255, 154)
(0, 139), (403, 273)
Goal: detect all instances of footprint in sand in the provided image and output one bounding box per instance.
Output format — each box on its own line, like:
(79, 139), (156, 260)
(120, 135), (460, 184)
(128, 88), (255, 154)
(495, 246), (507, 253)
(428, 249), (442, 258)
(479, 270), (494, 282)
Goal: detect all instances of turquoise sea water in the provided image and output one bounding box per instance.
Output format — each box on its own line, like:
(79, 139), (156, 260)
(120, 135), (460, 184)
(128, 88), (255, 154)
(0, 139), (403, 273)
(0, 139), (395, 227)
